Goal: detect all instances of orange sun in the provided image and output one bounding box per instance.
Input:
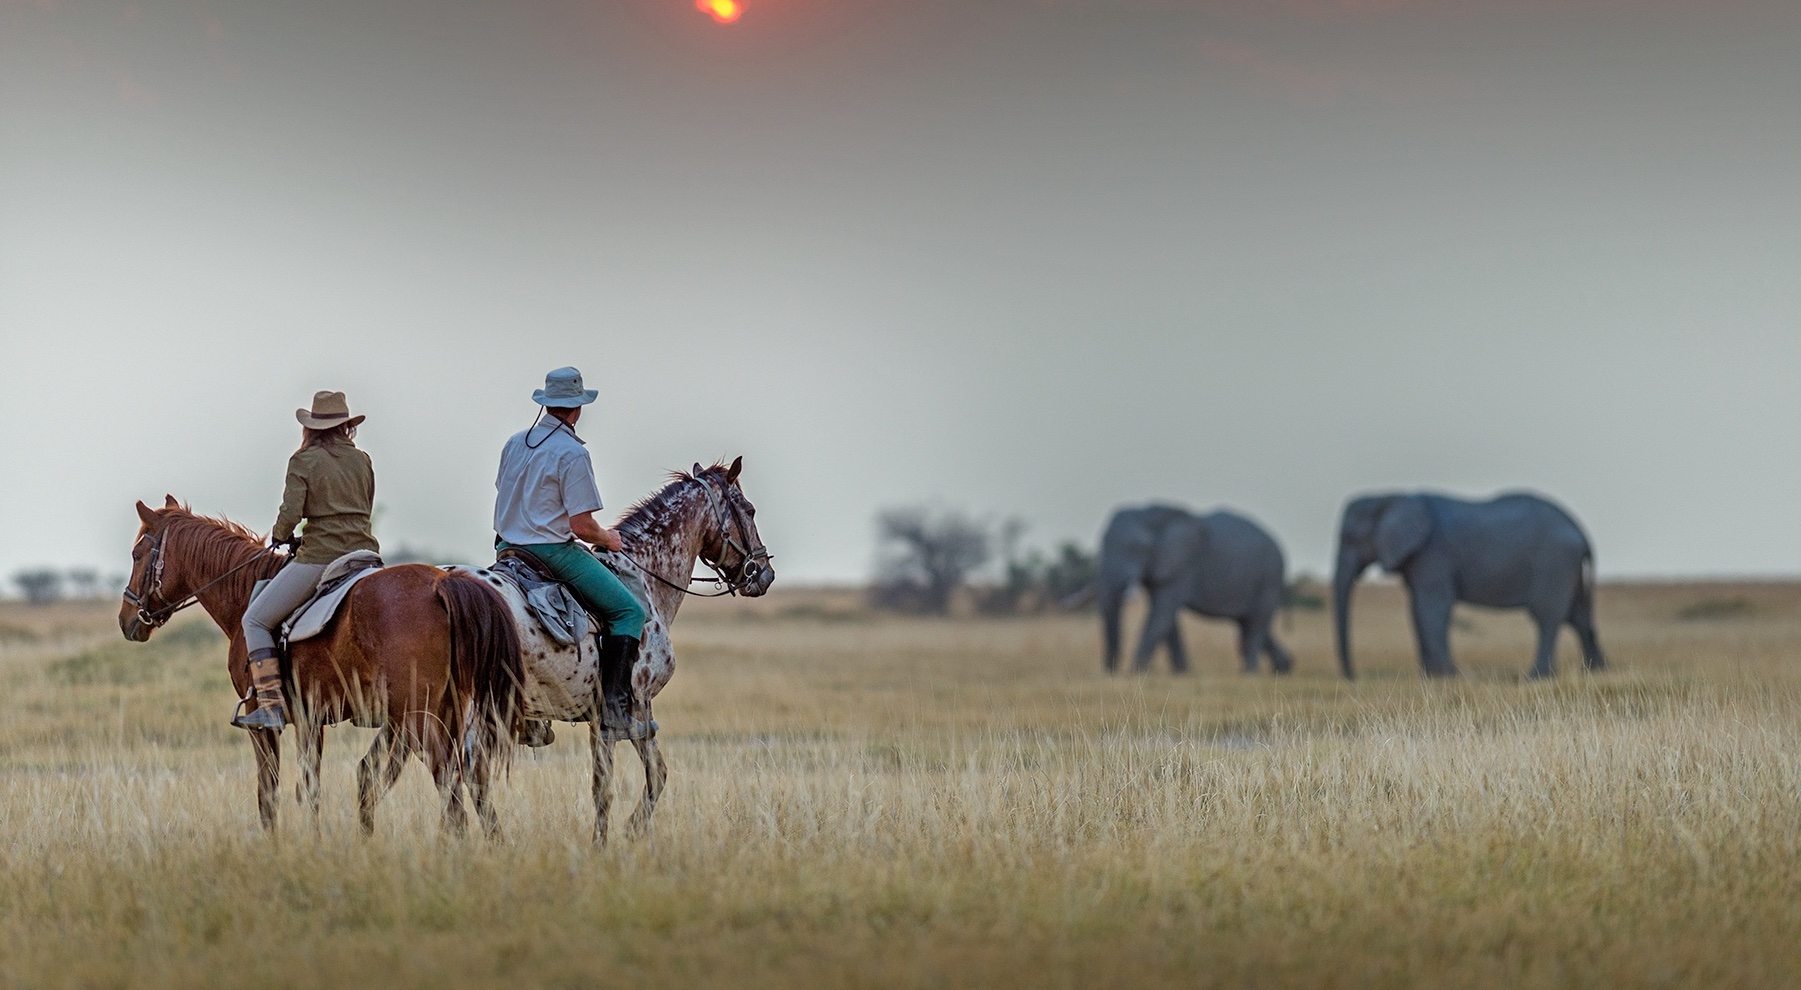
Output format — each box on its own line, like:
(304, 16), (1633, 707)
(696, 0), (742, 23)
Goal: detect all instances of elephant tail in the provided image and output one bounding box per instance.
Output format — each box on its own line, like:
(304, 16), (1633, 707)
(1574, 550), (1596, 619)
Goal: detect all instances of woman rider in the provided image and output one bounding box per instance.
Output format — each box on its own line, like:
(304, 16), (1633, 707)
(233, 391), (381, 732)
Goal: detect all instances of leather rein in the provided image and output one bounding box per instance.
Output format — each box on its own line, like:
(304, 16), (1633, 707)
(123, 529), (281, 629)
(620, 476), (770, 599)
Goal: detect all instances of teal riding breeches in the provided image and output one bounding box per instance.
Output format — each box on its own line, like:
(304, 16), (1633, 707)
(499, 539), (647, 640)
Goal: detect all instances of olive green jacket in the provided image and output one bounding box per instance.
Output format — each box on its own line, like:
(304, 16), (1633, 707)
(273, 439), (381, 565)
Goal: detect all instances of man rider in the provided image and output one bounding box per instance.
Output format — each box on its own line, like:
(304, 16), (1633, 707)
(494, 366), (650, 739)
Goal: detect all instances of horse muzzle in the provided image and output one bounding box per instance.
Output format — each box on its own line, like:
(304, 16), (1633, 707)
(738, 559), (774, 597)
(120, 613), (151, 642)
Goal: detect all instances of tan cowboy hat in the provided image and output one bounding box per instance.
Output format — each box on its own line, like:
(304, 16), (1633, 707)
(295, 391), (366, 430)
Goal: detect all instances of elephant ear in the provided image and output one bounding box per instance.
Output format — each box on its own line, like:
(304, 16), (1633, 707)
(1150, 513), (1206, 585)
(1374, 496), (1432, 571)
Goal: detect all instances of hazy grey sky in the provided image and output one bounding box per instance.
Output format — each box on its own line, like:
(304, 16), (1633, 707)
(2, 0), (1798, 585)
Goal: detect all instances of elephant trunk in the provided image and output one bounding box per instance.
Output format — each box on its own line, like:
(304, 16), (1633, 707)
(1333, 548), (1366, 680)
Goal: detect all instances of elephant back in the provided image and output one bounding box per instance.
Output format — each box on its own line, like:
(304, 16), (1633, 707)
(1185, 510), (1286, 615)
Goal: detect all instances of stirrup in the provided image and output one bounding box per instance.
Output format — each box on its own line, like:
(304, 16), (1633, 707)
(599, 710), (657, 742)
(231, 699), (287, 732)
(517, 718), (556, 748)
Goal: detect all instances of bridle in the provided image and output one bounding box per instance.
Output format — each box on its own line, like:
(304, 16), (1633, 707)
(623, 475), (771, 598)
(123, 527), (278, 630)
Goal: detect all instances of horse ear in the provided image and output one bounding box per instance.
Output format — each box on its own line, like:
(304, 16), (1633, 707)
(163, 494), (179, 508)
(692, 462), (705, 478)
(137, 501), (158, 527)
(725, 456), (742, 483)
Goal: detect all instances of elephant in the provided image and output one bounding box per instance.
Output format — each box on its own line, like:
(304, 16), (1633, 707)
(1097, 504), (1294, 675)
(1332, 491), (1603, 679)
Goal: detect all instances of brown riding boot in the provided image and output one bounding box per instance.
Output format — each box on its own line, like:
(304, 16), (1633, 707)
(231, 647), (289, 731)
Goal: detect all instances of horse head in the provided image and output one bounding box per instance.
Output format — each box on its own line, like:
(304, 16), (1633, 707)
(692, 456), (775, 597)
(120, 495), (183, 641)
(120, 496), (273, 641)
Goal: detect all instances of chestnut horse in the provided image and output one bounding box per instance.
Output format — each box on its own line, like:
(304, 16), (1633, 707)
(119, 497), (524, 835)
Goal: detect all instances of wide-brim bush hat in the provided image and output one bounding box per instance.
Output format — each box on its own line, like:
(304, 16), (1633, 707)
(534, 366), (599, 408)
(295, 391), (365, 429)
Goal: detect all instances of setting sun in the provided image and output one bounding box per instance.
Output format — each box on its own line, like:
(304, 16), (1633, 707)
(695, 0), (742, 24)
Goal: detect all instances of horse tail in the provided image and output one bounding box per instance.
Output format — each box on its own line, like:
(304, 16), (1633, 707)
(436, 571), (524, 770)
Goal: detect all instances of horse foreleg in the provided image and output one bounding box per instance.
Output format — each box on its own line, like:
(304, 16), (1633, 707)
(296, 718), (325, 823)
(625, 731), (665, 837)
(356, 724), (406, 835)
(589, 722), (616, 845)
(250, 728), (280, 831)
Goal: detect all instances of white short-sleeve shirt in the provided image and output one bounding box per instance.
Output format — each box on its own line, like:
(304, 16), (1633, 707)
(494, 415), (605, 545)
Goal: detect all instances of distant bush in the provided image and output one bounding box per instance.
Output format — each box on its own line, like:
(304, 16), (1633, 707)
(9, 568), (126, 604)
(1286, 576), (1327, 611)
(13, 569), (64, 605)
(870, 508), (1096, 617)
(977, 539), (1098, 616)
(1676, 598), (1756, 622)
(870, 507), (993, 615)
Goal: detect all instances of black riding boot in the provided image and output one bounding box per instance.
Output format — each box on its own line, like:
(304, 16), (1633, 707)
(598, 635), (654, 741)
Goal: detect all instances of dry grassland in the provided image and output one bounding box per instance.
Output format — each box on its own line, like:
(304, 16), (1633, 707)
(3, 582), (1801, 989)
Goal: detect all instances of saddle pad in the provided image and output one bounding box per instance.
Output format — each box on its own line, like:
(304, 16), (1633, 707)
(486, 549), (653, 648)
(283, 560), (383, 643)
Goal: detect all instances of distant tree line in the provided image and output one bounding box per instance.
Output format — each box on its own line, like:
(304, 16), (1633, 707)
(870, 506), (1096, 616)
(10, 568), (127, 605)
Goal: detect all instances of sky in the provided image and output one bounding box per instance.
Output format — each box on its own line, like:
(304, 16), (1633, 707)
(1, 0), (1798, 587)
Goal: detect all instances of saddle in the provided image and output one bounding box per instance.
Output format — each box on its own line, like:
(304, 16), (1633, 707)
(249, 549), (385, 647)
(488, 547), (652, 648)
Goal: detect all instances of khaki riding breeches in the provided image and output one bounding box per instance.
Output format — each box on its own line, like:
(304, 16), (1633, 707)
(241, 562), (327, 654)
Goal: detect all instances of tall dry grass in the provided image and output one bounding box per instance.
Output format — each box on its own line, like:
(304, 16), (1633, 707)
(2, 583), (1800, 988)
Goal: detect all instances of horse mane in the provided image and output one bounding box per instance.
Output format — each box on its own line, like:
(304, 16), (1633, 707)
(616, 463), (731, 537)
(157, 505), (284, 600)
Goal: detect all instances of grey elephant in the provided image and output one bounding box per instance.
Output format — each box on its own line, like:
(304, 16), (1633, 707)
(1333, 491), (1604, 679)
(1097, 504), (1294, 674)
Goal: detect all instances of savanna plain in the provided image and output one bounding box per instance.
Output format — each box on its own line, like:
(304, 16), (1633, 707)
(3, 582), (1800, 989)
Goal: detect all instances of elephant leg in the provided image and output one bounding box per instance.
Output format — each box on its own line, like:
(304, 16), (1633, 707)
(1570, 585), (1606, 671)
(1164, 618), (1189, 674)
(1408, 586), (1458, 677)
(1572, 613), (1605, 671)
(1528, 618), (1560, 680)
(1235, 618), (1262, 674)
(1134, 588), (1183, 673)
(1262, 621), (1295, 676)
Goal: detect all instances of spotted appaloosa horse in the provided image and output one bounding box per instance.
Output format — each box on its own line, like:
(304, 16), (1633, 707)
(460, 457), (774, 842)
(119, 497), (525, 835)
